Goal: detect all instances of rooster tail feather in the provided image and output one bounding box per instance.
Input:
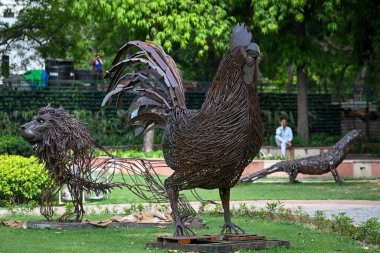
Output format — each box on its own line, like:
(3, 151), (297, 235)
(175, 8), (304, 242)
(103, 41), (186, 136)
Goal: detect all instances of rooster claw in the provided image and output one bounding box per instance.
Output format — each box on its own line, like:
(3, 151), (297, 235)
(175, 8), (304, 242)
(173, 222), (196, 237)
(220, 222), (245, 234)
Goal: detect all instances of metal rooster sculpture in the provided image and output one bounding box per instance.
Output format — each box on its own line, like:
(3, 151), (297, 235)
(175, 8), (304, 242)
(240, 129), (365, 184)
(103, 23), (264, 236)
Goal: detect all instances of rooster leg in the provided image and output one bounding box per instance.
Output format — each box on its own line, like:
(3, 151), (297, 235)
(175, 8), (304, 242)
(219, 188), (245, 234)
(166, 186), (193, 236)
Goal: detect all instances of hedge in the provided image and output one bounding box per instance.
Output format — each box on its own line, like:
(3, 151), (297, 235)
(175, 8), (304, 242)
(0, 155), (51, 206)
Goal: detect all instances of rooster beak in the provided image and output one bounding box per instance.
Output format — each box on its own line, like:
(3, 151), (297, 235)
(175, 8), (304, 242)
(247, 42), (260, 56)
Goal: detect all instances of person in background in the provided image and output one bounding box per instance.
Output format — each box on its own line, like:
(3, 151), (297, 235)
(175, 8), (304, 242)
(275, 117), (293, 157)
(91, 53), (103, 75)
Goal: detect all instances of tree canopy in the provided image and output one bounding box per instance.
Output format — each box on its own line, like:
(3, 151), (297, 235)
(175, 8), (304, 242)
(1, 0), (379, 141)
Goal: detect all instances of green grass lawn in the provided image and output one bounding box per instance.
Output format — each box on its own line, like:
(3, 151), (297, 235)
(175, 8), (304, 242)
(0, 215), (377, 253)
(93, 179), (380, 205)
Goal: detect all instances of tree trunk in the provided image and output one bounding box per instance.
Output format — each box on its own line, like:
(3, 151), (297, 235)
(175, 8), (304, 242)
(143, 129), (155, 153)
(287, 62), (294, 93)
(354, 65), (369, 137)
(354, 65), (367, 101)
(296, 65), (309, 144)
(337, 63), (349, 103)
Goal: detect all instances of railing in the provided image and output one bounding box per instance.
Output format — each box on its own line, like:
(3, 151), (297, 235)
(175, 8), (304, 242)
(2, 78), (379, 138)
(0, 78), (108, 91)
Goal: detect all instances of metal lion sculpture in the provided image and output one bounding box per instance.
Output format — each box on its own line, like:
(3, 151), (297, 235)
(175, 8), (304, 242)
(20, 105), (195, 222)
(102, 23), (263, 236)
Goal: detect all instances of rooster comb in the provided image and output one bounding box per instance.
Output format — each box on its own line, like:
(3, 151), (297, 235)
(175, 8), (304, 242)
(230, 23), (253, 50)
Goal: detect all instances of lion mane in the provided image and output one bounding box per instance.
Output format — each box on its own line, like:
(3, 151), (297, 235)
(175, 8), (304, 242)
(34, 105), (96, 183)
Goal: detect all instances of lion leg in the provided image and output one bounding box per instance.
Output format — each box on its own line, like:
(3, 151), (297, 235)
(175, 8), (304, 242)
(61, 184), (85, 222)
(40, 187), (55, 220)
(71, 186), (85, 222)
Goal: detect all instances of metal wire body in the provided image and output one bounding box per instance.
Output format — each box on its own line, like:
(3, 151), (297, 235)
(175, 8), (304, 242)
(240, 129), (365, 184)
(163, 51), (263, 190)
(20, 106), (195, 221)
(103, 23), (264, 235)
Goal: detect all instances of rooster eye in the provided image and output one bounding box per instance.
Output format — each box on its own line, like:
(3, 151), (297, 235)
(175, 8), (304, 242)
(37, 118), (45, 123)
(246, 56), (253, 66)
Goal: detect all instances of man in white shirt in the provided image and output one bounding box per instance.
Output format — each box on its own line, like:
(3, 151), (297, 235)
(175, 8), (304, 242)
(275, 118), (293, 157)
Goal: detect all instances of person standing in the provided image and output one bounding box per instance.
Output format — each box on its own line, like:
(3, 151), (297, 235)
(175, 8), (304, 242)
(275, 118), (293, 157)
(91, 53), (103, 75)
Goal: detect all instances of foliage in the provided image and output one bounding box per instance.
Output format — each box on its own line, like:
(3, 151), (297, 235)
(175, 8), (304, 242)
(0, 0), (91, 72)
(0, 107), (161, 147)
(72, 109), (137, 146)
(351, 142), (380, 154)
(0, 155), (51, 206)
(355, 218), (380, 244)
(263, 133), (343, 147)
(309, 133), (341, 146)
(1, 1), (380, 148)
(94, 149), (163, 158)
(255, 151), (289, 160)
(292, 135), (307, 147)
(0, 110), (36, 135)
(331, 212), (357, 237)
(0, 135), (31, 156)
(205, 201), (380, 246)
(1, 0), (380, 95)
(72, 0), (234, 55)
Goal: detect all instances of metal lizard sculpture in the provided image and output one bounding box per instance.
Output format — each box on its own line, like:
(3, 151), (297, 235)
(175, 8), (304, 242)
(240, 129), (365, 184)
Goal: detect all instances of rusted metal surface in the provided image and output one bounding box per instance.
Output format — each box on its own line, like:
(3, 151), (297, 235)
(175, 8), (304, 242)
(241, 129), (365, 184)
(104, 23), (264, 236)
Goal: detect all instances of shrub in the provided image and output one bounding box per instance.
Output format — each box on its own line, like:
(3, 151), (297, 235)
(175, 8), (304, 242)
(356, 218), (380, 244)
(310, 133), (340, 146)
(331, 212), (355, 237)
(0, 135), (31, 156)
(0, 155), (51, 206)
(94, 148), (163, 158)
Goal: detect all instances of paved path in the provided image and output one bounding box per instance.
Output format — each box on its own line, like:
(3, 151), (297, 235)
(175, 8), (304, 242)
(1, 200), (379, 225)
(229, 200), (380, 225)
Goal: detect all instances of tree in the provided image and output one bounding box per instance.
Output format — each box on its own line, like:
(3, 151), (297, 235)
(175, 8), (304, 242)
(73, 0), (234, 54)
(0, 0), (97, 71)
(252, 0), (342, 143)
(70, 0), (240, 150)
(3, 0), (379, 142)
(71, 0), (240, 80)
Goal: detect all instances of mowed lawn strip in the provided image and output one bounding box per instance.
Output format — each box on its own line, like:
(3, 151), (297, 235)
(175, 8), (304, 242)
(0, 215), (376, 253)
(92, 180), (380, 204)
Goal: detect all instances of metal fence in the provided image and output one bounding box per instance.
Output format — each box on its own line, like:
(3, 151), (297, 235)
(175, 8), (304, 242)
(1, 79), (379, 139)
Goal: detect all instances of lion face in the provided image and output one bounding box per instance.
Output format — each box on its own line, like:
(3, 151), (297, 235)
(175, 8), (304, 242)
(20, 112), (51, 145)
(20, 106), (96, 164)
